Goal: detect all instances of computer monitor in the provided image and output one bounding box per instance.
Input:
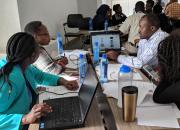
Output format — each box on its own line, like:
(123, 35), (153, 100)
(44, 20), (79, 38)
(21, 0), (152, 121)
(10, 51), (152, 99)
(90, 30), (121, 54)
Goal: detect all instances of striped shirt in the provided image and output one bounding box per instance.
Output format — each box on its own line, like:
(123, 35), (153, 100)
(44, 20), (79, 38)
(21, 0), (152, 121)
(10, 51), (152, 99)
(117, 29), (169, 68)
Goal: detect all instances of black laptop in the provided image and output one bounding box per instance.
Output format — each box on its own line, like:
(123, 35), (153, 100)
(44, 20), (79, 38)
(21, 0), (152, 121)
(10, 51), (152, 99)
(39, 64), (99, 130)
(90, 30), (121, 54)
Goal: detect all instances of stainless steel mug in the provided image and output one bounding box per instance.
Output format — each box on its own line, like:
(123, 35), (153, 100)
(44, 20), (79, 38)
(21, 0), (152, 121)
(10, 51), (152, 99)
(122, 86), (138, 122)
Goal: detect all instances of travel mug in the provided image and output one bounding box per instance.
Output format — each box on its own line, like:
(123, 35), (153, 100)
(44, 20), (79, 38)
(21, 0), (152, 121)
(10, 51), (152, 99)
(122, 86), (138, 122)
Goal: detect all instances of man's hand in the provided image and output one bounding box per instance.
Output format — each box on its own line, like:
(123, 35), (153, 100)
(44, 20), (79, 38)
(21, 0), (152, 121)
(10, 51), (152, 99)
(106, 50), (119, 61)
(59, 78), (79, 90)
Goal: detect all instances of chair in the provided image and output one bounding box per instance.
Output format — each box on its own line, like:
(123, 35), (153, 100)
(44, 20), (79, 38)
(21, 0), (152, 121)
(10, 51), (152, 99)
(63, 14), (84, 44)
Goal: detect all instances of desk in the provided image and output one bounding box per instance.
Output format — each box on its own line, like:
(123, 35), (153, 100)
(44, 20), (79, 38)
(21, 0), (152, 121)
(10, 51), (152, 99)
(29, 55), (180, 130)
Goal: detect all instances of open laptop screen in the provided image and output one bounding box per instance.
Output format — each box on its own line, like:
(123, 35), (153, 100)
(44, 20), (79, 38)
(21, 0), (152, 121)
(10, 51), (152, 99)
(78, 64), (98, 120)
(91, 31), (121, 53)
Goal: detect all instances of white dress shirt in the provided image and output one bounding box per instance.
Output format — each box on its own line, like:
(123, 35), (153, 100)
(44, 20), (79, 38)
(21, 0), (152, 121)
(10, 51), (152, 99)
(117, 29), (169, 68)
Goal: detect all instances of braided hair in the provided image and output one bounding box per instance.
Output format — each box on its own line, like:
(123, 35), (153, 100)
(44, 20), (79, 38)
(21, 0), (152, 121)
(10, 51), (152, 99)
(157, 33), (180, 83)
(0, 32), (38, 93)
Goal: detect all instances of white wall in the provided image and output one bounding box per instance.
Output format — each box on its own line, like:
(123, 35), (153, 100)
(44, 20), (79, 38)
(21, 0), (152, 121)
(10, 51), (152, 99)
(17, 0), (78, 39)
(77, 0), (97, 18)
(0, 0), (21, 53)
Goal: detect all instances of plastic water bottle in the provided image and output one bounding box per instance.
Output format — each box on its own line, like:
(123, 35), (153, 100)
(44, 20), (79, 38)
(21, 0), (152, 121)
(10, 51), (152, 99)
(118, 65), (133, 107)
(56, 32), (64, 55)
(79, 54), (86, 84)
(93, 42), (99, 66)
(100, 54), (108, 83)
(89, 18), (93, 30)
(104, 20), (108, 31)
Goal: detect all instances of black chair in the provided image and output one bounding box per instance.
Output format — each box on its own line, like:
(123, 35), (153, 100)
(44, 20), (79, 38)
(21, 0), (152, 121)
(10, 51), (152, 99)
(63, 14), (84, 44)
(79, 17), (91, 30)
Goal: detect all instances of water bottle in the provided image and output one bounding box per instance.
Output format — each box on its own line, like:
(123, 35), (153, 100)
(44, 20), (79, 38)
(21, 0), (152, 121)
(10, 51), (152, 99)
(104, 20), (108, 31)
(56, 32), (64, 55)
(93, 42), (99, 66)
(100, 54), (108, 83)
(118, 65), (133, 107)
(89, 18), (93, 31)
(79, 54), (86, 84)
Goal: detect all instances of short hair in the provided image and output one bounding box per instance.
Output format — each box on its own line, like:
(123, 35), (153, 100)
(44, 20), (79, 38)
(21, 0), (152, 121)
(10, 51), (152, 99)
(157, 31), (180, 83)
(24, 21), (42, 35)
(135, 1), (145, 12)
(146, 0), (155, 7)
(113, 4), (120, 12)
(153, 4), (163, 14)
(141, 14), (160, 28)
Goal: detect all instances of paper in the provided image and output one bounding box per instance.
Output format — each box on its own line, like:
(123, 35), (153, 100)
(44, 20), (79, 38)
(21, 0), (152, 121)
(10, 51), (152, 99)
(38, 85), (80, 103)
(95, 64), (142, 81)
(38, 73), (80, 103)
(136, 105), (180, 128)
(102, 81), (155, 107)
(64, 50), (88, 69)
(96, 64), (121, 80)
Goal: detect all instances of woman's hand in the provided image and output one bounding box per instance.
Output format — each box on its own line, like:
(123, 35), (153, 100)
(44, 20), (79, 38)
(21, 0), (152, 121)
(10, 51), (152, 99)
(57, 57), (68, 67)
(21, 103), (52, 125)
(59, 77), (79, 91)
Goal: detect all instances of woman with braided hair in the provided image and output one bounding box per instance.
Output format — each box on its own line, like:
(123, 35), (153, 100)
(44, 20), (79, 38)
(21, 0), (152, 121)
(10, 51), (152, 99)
(0, 32), (78, 130)
(153, 29), (180, 109)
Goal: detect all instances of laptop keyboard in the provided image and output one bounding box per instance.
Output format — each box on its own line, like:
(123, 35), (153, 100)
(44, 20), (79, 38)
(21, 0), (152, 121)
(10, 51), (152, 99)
(41, 97), (82, 128)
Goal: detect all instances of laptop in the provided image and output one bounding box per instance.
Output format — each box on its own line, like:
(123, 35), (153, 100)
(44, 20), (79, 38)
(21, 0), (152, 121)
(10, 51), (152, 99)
(90, 30), (121, 54)
(33, 47), (63, 75)
(39, 64), (99, 130)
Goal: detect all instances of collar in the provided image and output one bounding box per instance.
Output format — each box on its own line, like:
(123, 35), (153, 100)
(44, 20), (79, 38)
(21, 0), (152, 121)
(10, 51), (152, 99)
(147, 28), (162, 42)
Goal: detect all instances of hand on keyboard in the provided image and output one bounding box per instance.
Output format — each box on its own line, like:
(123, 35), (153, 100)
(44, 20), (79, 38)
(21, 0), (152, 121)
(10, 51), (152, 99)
(22, 103), (52, 124)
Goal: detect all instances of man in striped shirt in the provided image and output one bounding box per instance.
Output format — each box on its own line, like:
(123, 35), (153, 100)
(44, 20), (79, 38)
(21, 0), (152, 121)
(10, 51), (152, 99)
(107, 14), (169, 69)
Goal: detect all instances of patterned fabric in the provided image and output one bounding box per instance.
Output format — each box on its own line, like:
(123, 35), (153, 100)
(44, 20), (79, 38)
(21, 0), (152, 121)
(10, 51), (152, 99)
(165, 2), (180, 19)
(117, 29), (169, 68)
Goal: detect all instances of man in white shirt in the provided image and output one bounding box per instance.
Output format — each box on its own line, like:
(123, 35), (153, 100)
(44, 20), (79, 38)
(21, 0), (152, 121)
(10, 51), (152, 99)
(107, 14), (169, 69)
(119, 1), (145, 45)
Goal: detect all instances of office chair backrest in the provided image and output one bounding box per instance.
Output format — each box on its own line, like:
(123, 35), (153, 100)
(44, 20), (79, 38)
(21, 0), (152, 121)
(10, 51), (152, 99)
(67, 14), (83, 28)
(79, 17), (91, 30)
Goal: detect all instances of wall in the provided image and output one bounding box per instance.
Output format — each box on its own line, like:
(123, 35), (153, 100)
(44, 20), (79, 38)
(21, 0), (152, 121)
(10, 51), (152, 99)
(0, 0), (21, 53)
(77, 0), (97, 18)
(17, 0), (78, 39)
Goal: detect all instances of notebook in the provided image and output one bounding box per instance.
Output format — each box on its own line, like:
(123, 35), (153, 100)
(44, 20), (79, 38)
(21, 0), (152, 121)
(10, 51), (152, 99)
(33, 47), (62, 75)
(90, 30), (121, 54)
(39, 64), (99, 130)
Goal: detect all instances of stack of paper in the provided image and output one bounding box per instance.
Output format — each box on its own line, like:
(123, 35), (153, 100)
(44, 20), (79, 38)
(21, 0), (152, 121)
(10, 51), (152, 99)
(136, 105), (180, 128)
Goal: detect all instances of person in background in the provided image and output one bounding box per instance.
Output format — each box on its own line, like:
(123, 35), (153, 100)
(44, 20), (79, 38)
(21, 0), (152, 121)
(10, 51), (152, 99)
(153, 29), (180, 109)
(153, 4), (172, 33)
(112, 4), (127, 26)
(145, 0), (155, 14)
(164, 0), (180, 20)
(119, 1), (145, 46)
(24, 21), (68, 74)
(0, 32), (78, 130)
(107, 14), (168, 69)
(93, 4), (112, 30)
